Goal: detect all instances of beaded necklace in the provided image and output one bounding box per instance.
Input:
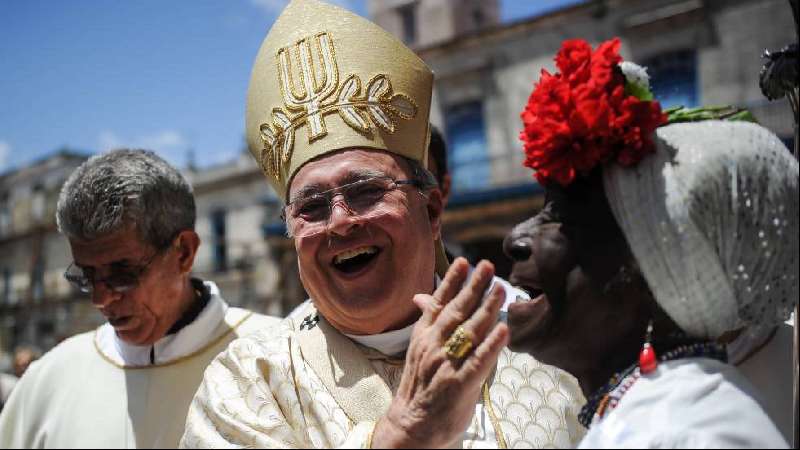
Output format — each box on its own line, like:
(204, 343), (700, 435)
(578, 342), (728, 428)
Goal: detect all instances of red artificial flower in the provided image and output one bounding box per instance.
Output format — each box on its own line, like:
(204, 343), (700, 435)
(520, 38), (668, 186)
(555, 39), (592, 85)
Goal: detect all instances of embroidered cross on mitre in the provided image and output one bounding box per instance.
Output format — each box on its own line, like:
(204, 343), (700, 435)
(258, 32), (418, 182)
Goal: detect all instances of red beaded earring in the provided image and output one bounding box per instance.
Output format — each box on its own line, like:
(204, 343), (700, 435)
(639, 320), (658, 375)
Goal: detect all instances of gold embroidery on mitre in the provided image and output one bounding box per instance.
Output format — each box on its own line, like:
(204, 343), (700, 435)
(258, 31), (419, 181)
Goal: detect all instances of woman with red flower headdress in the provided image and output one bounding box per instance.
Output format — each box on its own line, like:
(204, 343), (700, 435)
(503, 38), (796, 448)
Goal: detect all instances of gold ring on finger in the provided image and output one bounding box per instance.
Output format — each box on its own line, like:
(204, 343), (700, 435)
(444, 325), (474, 360)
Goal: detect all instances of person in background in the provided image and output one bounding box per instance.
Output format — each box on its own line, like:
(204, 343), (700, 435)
(426, 125), (472, 262)
(427, 125), (453, 207)
(0, 149), (279, 448)
(11, 345), (41, 379)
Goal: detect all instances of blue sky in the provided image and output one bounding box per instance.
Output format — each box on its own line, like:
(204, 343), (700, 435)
(0, 0), (583, 173)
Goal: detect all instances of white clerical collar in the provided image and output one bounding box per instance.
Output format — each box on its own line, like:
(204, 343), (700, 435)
(334, 273), (524, 357)
(344, 321), (417, 357)
(95, 281), (229, 367)
(342, 276), (443, 357)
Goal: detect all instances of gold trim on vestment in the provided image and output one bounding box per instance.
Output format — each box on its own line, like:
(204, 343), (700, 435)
(295, 312), (394, 424)
(365, 423), (375, 449)
(92, 312), (254, 370)
(483, 382), (508, 449)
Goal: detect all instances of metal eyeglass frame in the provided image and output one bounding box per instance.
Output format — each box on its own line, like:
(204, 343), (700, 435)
(281, 176), (423, 224)
(63, 250), (162, 294)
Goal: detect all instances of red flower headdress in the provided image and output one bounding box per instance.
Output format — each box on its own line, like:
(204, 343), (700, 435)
(520, 38), (667, 186)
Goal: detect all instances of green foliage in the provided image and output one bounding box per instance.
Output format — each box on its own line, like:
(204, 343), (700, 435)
(625, 82), (654, 101)
(666, 105), (759, 124)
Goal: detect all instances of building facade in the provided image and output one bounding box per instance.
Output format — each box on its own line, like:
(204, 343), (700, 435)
(0, 151), (93, 355)
(1, 0), (796, 355)
(187, 152), (305, 318)
(372, 0), (797, 277)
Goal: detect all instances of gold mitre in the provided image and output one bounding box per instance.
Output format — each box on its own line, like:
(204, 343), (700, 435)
(246, 0), (434, 199)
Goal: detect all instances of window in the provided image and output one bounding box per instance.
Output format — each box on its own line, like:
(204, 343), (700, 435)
(445, 102), (491, 192)
(0, 192), (10, 237)
(472, 7), (485, 28)
(399, 4), (417, 45)
(644, 50), (698, 109)
(211, 210), (228, 272)
(2, 267), (10, 305)
(31, 257), (44, 302)
(31, 185), (45, 224)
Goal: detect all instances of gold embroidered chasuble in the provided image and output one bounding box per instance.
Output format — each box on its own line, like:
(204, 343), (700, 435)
(180, 304), (586, 448)
(0, 308), (275, 449)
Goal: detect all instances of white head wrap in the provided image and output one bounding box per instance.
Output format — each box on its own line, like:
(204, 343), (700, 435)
(603, 121), (799, 339)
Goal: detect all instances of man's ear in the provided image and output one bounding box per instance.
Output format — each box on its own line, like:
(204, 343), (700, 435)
(426, 188), (444, 240)
(175, 230), (201, 274)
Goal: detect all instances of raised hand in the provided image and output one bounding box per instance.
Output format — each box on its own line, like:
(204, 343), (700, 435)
(373, 258), (509, 448)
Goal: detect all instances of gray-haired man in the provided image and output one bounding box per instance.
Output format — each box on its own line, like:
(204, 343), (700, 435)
(0, 149), (278, 448)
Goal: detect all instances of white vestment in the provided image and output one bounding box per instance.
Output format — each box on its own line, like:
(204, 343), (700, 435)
(577, 358), (789, 449)
(0, 281), (279, 449)
(0, 373), (17, 411)
(181, 300), (587, 449)
(735, 322), (795, 444)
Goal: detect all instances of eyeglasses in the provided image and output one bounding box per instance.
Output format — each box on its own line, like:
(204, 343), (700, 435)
(283, 176), (421, 234)
(64, 251), (161, 294)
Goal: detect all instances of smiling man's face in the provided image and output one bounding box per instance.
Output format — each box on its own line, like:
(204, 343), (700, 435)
(288, 148), (442, 335)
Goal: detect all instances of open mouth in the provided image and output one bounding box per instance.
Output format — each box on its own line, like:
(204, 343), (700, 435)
(109, 316), (133, 328)
(516, 285), (544, 302)
(506, 278), (553, 347)
(332, 246), (381, 274)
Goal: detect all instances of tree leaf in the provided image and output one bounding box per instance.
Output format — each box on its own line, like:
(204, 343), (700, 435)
(624, 82), (654, 101)
(259, 142), (280, 177)
(271, 108), (295, 165)
(368, 104), (395, 132)
(367, 75), (390, 102)
(258, 124), (279, 176)
(259, 146), (272, 173)
(385, 94), (417, 119)
(338, 74), (362, 104)
(339, 105), (371, 133)
(337, 75), (371, 133)
(666, 105), (759, 124)
(281, 126), (295, 164)
(272, 108), (292, 131)
(259, 123), (275, 148)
